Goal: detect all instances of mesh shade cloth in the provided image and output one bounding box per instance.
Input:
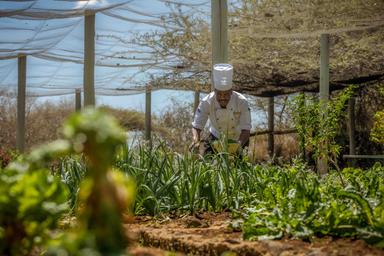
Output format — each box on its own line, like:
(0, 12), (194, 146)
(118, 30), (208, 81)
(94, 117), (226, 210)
(0, 0), (383, 97)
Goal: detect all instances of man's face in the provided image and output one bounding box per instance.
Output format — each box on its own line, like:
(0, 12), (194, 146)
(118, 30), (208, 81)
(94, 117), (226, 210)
(215, 89), (232, 108)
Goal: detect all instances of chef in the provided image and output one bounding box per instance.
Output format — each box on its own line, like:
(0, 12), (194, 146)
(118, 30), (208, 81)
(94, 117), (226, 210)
(191, 63), (251, 155)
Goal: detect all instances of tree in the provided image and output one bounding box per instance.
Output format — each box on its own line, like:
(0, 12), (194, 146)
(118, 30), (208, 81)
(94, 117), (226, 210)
(123, 0), (384, 96)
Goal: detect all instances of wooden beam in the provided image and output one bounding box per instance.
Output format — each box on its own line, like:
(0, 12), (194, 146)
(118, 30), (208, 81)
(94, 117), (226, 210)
(17, 54), (26, 152)
(211, 0), (228, 91)
(320, 34), (330, 101)
(347, 97), (356, 167)
(211, 0), (228, 65)
(317, 34), (330, 175)
(83, 12), (95, 106)
(75, 88), (81, 111)
(193, 90), (200, 116)
(347, 97), (356, 155)
(145, 86), (152, 147)
(299, 92), (306, 162)
(343, 155), (384, 159)
(250, 129), (296, 137)
(267, 97), (274, 158)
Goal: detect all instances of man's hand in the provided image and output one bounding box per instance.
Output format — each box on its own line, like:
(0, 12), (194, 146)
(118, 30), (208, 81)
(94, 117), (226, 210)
(189, 140), (200, 153)
(190, 127), (202, 153)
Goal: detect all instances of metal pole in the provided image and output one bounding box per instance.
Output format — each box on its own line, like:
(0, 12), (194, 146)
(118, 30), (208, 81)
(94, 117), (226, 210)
(211, 0), (228, 90)
(145, 87), (152, 147)
(75, 89), (81, 111)
(267, 97), (274, 158)
(17, 55), (26, 152)
(83, 12), (95, 106)
(318, 34), (330, 175)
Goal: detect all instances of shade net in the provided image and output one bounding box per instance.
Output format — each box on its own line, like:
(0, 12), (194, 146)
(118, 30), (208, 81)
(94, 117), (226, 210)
(0, 0), (383, 97)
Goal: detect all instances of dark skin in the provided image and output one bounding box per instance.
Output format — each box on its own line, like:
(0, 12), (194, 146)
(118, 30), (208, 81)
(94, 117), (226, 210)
(192, 89), (250, 147)
(215, 89), (232, 108)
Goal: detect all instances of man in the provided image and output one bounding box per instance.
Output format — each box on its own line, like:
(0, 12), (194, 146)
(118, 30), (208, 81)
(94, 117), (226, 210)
(191, 63), (251, 155)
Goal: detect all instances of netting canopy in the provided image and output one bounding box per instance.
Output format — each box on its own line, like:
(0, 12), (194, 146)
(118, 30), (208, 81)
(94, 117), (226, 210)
(0, 0), (383, 97)
(0, 0), (210, 97)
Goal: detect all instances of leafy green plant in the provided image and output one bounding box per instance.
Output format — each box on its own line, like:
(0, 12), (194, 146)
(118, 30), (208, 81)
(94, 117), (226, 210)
(370, 111), (384, 144)
(370, 85), (384, 144)
(289, 86), (355, 171)
(47, 107), (136, 255)
(0, 141), (70, 255)
(57, 156), (87, 211)
(242, 163), (384, 247)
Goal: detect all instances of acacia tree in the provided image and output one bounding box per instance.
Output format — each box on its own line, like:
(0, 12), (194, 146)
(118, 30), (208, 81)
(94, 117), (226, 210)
(123, 0), (384, 96)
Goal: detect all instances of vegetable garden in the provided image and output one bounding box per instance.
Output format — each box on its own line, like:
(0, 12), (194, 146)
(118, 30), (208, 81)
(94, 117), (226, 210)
(1, 0), (384, 255)
(1, 105), (384, 255)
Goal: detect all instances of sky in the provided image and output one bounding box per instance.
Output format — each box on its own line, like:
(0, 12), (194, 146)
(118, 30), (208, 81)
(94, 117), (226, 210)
(0, 0), (211, 95)
(1, 0), (264, 127)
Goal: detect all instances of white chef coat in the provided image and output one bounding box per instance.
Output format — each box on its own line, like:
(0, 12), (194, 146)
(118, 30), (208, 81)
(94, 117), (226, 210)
(192, 91), (252, 140)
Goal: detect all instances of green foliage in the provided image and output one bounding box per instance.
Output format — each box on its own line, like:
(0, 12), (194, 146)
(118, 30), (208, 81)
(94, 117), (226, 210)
(289, 87), (355, 170)
(48, 107), (136, 256)
(370, 85), (384, 144)
(59, 137), (384, 247)
(114, 141), (258, 214)
(371, 111), (384, 144)
(242, 163), (384, 247)
(0, 143), (69, 255)
(57, 156), (87, 211)
(0, 107), (136, 255)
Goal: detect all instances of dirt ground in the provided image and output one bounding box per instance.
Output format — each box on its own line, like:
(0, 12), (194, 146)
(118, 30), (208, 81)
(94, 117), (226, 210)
(125, 212), (384, 256)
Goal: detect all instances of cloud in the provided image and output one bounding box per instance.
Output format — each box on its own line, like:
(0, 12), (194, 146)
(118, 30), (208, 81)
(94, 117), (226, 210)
(76, 0), (108, 8)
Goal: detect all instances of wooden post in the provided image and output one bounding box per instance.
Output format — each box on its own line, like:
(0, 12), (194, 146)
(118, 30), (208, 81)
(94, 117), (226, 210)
(193, 90), (200, 116)
(267, 97), (274, 158)
(145, 86), (152, 147)
(75, 89), (81, 111)
(348, 97), (356, 166)
(211, 0), (228, 90)
(318, 34), (330, 175)
(299, 92), (306, 162)
(83, 12), (95, 106)
(17, 54), (26, 152)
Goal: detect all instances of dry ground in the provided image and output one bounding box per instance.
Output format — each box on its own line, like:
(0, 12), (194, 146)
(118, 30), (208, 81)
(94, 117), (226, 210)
(126, 212), (384, 256)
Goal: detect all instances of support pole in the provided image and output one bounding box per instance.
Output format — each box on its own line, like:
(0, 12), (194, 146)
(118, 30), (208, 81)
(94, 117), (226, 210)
(299, 92), (306, 162)
(145, 87), (152, 147)
(318, 34), (330, 175)
(211, 0), (228, 90)
(83, 12), (95, 106)
(193, 90), (200, 116)
(75, 89), (81, 111)
(17, 55), (26, 152)
(267, 97), (274, 158)
(348, 97), (356, 166)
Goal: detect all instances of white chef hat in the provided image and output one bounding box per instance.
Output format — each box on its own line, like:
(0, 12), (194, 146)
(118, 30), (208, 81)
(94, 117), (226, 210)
(213, 63), (233, 91)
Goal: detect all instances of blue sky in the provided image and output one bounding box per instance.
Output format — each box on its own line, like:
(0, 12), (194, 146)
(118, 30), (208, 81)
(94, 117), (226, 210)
(0, 0), (210, 95)
(1, 1), (264, 127)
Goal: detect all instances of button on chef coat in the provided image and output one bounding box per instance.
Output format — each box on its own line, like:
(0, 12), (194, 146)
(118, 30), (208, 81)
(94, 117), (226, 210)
(192, 91), (251, 140)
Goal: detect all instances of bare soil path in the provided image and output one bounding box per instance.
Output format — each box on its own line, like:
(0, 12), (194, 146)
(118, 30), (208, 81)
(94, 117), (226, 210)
(126, 212), (384, 256)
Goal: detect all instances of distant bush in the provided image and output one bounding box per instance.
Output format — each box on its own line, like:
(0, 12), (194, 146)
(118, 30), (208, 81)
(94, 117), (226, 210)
(155, 98), (194, 153)
(0, 92), (149, 151)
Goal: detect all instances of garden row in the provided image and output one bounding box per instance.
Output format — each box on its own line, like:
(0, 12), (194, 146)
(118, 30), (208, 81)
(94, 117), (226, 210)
(1, 108), (383, 255)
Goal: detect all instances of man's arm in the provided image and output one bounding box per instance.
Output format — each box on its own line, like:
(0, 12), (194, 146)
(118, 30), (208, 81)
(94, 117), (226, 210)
(191, 100), (209, 144)
(238, 96), (252, 147)
(238, 129), (250, 147)
(192, 127), (202, 144)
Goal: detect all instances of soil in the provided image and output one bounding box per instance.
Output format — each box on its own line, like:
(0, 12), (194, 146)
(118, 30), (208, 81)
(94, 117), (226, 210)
(126, 212), (384, 256)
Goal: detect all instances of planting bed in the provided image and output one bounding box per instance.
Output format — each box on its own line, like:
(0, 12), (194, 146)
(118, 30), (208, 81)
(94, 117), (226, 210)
(126, 213), (384, 256)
